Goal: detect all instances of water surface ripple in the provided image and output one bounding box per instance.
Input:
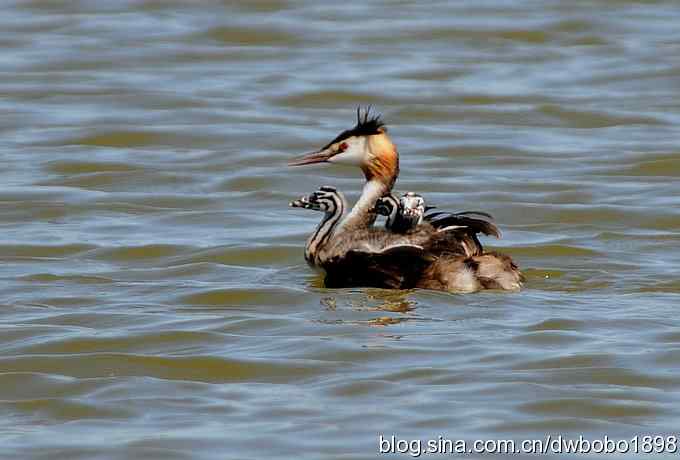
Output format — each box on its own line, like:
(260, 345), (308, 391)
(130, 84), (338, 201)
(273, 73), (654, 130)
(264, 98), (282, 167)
(1, 1), (680, 459)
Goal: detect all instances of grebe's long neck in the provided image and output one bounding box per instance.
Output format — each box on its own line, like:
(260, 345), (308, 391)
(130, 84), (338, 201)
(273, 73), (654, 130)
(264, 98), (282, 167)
(305, 196), (346, 266)
(337, 179), (389, 232)
(337, 133), (399, 232)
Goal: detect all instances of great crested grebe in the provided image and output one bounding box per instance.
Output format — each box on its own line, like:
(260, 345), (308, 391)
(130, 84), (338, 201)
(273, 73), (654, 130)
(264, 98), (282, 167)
(290, 185), (488, 290)
(291, 185), (523, 292)
(289, 108), (523, 292)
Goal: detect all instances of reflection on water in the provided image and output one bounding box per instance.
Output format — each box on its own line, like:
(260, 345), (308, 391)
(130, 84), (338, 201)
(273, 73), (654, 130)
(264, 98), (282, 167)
(2, 0), (680, 458)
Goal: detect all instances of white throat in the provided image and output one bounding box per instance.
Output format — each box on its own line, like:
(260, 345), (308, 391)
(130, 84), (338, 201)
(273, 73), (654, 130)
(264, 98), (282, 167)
(337, 179), (387, 232)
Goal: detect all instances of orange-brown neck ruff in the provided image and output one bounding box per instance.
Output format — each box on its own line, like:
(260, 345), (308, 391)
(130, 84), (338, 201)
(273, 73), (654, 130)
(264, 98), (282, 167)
(362, 132), (399, 190)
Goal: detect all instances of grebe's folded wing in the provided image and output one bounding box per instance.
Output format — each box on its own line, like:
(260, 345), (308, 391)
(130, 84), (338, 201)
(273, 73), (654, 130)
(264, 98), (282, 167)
(322, 244), (434, 289)
(426, 210), (494, 220)
(421, 228), (483, 258)
(425, 211), (501, 238)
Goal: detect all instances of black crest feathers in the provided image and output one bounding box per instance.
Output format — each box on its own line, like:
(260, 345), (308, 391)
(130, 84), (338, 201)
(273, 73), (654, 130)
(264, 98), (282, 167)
(322, 106), (386, 149)
(354, 105), (385, 135)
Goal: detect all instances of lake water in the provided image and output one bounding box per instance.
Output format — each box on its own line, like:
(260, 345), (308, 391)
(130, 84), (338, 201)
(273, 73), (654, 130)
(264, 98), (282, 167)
(2, 1), (680, 459)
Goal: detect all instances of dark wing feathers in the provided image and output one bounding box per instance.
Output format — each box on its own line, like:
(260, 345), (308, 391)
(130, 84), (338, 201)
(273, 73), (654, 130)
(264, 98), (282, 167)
(428, 210), (494, 220)
(322, 245), (434, 289)
(422, 228), (483, 257)
(425, 211), (501, 238)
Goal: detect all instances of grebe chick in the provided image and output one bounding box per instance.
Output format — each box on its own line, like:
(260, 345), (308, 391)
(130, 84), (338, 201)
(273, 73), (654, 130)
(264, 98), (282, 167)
(374, 192), (427, 233)
(289, 186), (346, 267)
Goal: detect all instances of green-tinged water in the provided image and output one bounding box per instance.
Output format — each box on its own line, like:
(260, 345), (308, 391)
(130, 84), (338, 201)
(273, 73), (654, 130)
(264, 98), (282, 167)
(2, 1), (680, 459)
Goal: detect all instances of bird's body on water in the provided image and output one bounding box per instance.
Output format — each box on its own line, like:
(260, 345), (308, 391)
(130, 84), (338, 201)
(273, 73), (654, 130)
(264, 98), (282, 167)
(289, 109), (523, 292)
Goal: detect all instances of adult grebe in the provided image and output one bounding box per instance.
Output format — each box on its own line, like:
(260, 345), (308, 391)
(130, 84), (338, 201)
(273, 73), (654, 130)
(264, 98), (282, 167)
(291, 185), (492, 290)
(289, 109), (523, 291)
(292, 186), (523, 292)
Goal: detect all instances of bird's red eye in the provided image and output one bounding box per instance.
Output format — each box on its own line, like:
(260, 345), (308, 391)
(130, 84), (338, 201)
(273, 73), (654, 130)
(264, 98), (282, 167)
(339, 142), (348, 152)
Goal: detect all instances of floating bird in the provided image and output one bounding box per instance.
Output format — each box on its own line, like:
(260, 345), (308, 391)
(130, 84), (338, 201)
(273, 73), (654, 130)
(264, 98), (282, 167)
(289, 109), (523, 292)
(290, 185), (476, 289)
(291, 186), (522, 292)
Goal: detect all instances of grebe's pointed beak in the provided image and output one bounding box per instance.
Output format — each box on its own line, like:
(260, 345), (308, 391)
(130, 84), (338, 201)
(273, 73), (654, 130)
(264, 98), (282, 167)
(289, 196), (311, 208)
(425, 205), (437, 212)
(288, 147), (334, 166)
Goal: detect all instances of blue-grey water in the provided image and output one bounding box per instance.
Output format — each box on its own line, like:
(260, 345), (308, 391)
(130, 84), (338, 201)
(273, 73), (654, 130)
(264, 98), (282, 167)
(1, 1), (680, 459)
